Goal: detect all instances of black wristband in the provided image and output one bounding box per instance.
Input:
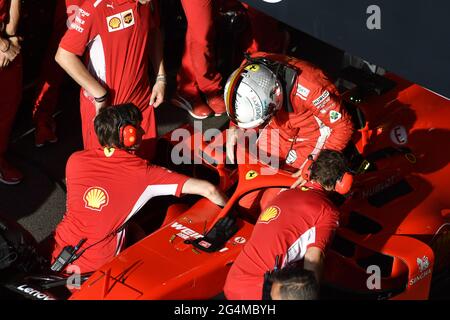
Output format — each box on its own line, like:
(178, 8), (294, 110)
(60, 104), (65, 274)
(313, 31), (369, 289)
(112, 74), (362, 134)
(94, 91), (109, 103)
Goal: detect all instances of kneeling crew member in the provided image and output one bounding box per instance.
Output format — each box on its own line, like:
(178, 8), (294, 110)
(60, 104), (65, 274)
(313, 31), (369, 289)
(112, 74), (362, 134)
(52, 103), (227, 274)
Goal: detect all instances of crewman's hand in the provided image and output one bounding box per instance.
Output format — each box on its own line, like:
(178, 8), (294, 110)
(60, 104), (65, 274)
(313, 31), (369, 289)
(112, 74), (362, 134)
(150, 80), (166, 108)
(206, 185), (229, 207)
(226, 126), (239, 164)
(0, 51), (9, 68)
(3, 36), (21, 62)
(291, 169), (307, 189)
(94, 100), (109, 115)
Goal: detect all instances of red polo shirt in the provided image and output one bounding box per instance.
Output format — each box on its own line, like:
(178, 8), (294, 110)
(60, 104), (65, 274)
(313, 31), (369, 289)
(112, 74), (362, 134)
(0, 0), (9, 25)
(52, 147), (189, 273)
(59, 0), (160, 109)
(224, 182), (340, 300)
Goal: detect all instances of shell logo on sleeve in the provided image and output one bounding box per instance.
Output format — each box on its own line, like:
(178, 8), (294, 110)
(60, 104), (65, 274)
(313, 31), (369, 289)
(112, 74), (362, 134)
(108, 17), (121, 30)
(83, 187), (109, 211)
(258, 206), (281, 224)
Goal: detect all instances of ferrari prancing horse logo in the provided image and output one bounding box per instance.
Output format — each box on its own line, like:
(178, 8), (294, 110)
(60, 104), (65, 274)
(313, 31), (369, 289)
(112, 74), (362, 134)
(245, 170), (259, 180)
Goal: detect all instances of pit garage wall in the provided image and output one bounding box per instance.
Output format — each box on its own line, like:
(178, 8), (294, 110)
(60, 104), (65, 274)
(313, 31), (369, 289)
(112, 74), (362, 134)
(240, 0), (450, 99)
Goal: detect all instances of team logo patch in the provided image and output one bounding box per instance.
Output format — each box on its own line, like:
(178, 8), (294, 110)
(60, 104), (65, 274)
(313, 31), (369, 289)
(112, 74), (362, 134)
(245, 64), (260, 72)
(123, 12), (133, 24)
(313, 90), (330, 107)
(245, 170), (258, 180)
(83, 187), (109, 211)
(258, 206), (281, 224)
(296, 84), (310, 100)
(329, 110), (342, 123)
(106, 9), (135, 32)
(103, 147), (115, 157)
(108, 17), (121, 30)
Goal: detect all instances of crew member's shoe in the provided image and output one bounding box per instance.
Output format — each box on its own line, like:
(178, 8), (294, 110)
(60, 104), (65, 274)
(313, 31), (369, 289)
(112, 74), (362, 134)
(0, 158), (23, 185)
(35, 122), (58, 148)
(171, 92), (213, 120)
(206, 92), (227, 116)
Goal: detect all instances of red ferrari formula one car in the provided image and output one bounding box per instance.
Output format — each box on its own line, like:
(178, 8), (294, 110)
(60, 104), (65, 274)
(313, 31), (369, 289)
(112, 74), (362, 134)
(1, 68), (449, 300)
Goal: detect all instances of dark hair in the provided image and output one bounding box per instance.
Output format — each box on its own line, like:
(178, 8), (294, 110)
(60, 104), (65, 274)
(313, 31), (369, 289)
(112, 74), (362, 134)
(310, 149), (348, 190)
(269, 266), (319, 300)
(94, 103), (142, 148)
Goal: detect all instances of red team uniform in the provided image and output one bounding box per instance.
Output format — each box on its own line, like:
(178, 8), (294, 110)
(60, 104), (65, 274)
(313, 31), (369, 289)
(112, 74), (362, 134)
(253, 53), (353, 171)
(224, 182), (340, 300)
(52, 147), (189, 273)
(59, 0), (161, 159)
(0, 0), (23, 184)
(176, 0), (225, 117)
(32, 0), (84, 146)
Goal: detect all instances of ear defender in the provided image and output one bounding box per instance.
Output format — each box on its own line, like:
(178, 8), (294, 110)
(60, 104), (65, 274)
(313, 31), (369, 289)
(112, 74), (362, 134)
(301, 156), (314, 181)
(300, 154), (353, 194)
(335, 173), (354, 195)
(119, 124), (138, 148)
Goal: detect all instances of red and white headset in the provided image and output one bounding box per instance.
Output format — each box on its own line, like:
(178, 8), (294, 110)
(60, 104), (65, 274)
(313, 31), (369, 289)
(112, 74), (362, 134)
(118, 123), (139, 149)
(301, 155), (353, 195)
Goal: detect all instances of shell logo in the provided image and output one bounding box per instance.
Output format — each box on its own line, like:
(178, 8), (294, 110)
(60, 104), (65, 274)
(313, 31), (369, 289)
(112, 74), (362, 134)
(258, 206), (281, 224)
(109, 17), (121, 29)
(83, 187), (109, 211)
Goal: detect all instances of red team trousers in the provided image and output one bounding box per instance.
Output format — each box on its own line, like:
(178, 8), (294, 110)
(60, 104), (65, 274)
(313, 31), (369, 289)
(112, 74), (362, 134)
(0, 55), (22, 158)
(32, 0), (83, 125)
(177, 0), (222, 97)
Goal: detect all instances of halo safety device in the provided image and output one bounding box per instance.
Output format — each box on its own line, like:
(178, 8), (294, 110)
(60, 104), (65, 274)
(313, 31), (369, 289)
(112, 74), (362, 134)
(301, 155), (353, 195)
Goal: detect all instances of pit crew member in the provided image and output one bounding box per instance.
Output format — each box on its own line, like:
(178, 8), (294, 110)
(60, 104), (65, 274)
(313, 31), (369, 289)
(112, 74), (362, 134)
(226, 52), (354, 189)
(0, 0), (23, 184)
(52, 103), (227, 274)
(269, 265), (319, 300)
(224, 149), (346, 300)
(55, 0), (165, 160)
(32, 0), (84, 147)
(172, 0), (226, 119)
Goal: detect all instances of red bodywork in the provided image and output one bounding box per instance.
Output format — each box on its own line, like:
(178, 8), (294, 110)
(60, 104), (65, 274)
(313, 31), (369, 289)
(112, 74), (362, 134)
(71, 75), (450, 300)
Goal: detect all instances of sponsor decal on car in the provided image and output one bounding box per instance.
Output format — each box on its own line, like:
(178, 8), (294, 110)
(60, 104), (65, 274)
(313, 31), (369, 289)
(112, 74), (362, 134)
(198, 240), (211, 248)
(258, 206), (281, 224)
(16, 285), (55, 300)
(409, 255), (432, 286)
(390, 125), (408, 145)
(170, 222), (204, 240)
(83, 187), (109, 211)
(245, 170), (258, 180)
(233, 236), (246, 244)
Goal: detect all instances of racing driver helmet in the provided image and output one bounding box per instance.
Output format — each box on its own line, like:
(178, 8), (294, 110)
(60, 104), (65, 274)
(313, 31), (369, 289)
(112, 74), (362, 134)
(224, 63), (283, 129)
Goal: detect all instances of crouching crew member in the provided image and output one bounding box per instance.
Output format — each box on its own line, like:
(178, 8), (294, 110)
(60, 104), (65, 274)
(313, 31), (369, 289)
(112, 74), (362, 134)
(224, 150), (351, 300)
(52, 103), (227, 274)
